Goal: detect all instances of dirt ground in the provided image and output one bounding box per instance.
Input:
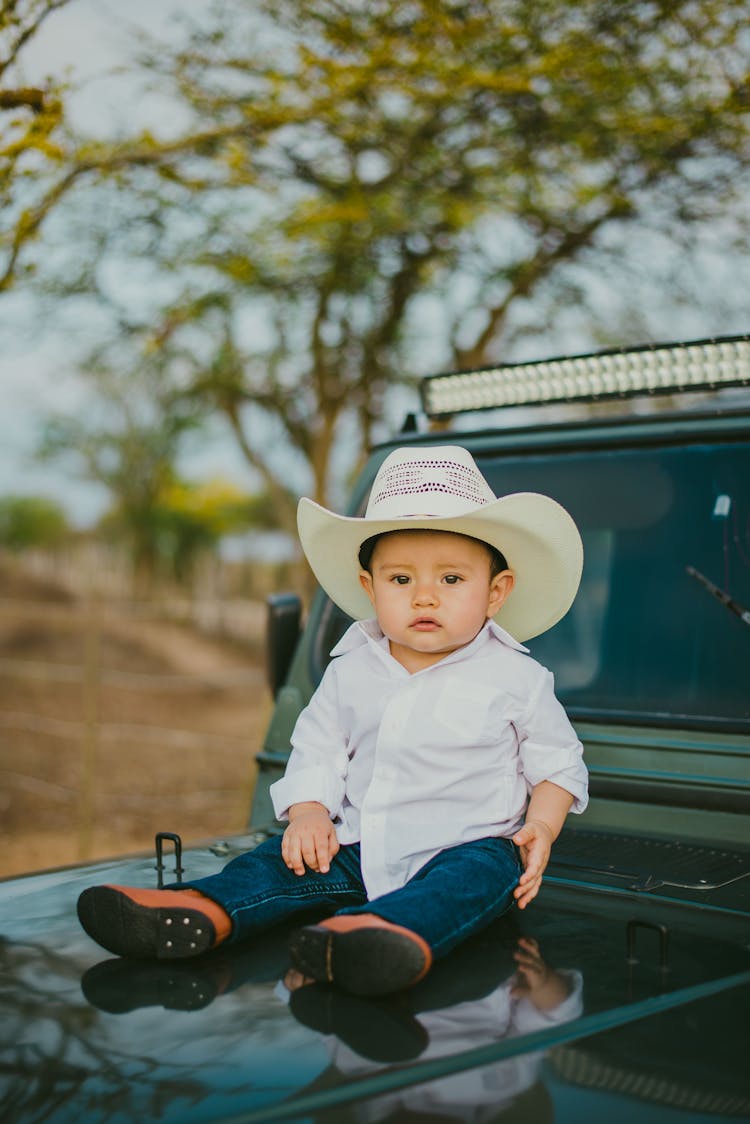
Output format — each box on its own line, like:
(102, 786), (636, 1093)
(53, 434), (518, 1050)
(0, 558), (273, 879)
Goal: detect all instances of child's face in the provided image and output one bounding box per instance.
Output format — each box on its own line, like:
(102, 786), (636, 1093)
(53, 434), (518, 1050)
(358, 530), (514, 673)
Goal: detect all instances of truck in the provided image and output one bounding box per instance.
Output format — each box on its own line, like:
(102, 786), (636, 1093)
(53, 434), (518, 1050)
(2, 334), (749, 1123)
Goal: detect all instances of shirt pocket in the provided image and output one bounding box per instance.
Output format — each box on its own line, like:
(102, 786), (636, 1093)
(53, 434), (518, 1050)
(431, 679), (499, 747)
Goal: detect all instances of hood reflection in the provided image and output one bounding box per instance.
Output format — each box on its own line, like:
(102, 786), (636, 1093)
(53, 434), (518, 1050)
(79, 918), (582, 1123)
(285, 929), (582, 1122)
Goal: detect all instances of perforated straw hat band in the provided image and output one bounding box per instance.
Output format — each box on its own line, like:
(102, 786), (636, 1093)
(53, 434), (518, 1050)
(297, 446), (583, 642)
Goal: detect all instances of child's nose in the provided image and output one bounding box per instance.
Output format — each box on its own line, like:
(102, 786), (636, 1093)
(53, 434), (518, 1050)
(413, 583), (438, 606)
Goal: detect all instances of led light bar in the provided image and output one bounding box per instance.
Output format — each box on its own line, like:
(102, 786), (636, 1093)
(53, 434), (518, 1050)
(420, 335), (750, 418)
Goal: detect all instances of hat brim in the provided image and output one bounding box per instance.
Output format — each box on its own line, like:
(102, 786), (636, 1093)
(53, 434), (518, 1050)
(297, 492), (583, 643)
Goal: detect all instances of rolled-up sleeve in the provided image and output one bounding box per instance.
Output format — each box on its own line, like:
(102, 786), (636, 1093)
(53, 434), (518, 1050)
(269, 664), (350, 822)
(513, 970), (584, 1033)
(516, 669), (588, 814)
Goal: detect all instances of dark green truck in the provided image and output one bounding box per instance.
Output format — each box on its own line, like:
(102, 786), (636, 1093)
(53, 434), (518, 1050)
(2, 336), (749, 1123)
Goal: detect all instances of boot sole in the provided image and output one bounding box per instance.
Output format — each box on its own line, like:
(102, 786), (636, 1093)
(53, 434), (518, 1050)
(288, 925), (429, 997)
(77, 886), (216, 960)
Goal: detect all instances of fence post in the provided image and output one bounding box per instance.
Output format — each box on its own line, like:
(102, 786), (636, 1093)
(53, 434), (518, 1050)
(78, 591), (100, 861)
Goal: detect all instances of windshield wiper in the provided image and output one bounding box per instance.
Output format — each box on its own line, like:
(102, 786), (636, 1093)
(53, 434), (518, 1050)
(686, 566), (750, 628)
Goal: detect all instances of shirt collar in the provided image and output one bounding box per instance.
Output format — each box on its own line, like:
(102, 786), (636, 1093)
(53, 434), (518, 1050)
(330, 619), (390, 659)
(330, 617), (528, 662)
(486, 618), (529, 653)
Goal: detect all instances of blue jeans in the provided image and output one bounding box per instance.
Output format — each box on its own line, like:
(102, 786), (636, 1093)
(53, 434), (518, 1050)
(178, 834), (520, 959)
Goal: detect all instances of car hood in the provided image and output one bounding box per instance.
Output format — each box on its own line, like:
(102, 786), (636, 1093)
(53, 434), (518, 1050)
(2, 837), (749, 1124)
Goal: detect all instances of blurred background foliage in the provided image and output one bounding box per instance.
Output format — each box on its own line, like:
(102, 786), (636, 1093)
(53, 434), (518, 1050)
(1, 0), (749, 588)
(0, 493), (69, 552)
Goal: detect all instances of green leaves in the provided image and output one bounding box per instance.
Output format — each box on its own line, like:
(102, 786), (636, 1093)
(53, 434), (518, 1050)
(0, 495), (70, 552)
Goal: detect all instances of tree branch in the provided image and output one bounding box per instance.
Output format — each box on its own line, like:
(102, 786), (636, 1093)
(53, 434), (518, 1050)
(0, 87), (46, 112)
(454, 201), (634, 368)
(0, 123), (263, 291)
(0, 0), (71, 78)
(222, 399), (299, 535)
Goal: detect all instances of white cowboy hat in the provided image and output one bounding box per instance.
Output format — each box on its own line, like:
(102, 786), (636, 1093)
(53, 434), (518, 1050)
(297, 445), (583, 642)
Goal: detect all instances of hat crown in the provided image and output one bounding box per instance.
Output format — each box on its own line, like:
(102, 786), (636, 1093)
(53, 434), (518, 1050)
(365, 447), (496, 520)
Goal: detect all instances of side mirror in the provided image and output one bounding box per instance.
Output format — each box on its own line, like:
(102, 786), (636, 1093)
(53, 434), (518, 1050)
(266, 592), (303, 697)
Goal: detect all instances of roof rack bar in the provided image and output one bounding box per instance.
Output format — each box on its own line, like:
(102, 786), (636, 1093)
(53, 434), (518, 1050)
(420, 334), (750, 418)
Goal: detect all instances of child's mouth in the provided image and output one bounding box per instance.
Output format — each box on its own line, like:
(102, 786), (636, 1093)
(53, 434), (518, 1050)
(411, 617), (440, 631)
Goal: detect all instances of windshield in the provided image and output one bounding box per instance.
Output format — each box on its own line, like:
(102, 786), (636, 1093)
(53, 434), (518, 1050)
(313, 438), (750, 730)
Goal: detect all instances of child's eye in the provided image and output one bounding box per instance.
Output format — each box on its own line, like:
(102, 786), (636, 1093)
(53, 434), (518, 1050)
(391, 574), (411, 585)
(443, 574), (462, 585)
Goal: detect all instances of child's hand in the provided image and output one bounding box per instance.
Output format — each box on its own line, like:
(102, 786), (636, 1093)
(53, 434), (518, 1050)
(512, 818), (554, 909)
(511, 936), (571, 1011)
(282, 802), (340, 876)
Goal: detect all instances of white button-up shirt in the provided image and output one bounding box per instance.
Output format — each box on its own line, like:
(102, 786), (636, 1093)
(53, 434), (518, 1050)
(270, 619), (588, 900)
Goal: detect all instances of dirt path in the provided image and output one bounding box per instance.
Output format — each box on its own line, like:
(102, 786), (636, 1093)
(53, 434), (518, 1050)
(0, 561), (273, 878)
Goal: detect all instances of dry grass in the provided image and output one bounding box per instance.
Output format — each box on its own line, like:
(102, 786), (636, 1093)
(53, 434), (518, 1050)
(0, 559), (273, 879)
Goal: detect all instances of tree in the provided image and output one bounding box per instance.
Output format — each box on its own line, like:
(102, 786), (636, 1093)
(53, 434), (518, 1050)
(0, 0), (249, 290)
(39, 357), (279, 587)
(0, 1), (70, 109)
(18, 0), (750, 527)
(0, 493), (69, 551)
(0, 1), (74, 286)
(38, 361), (204, 587)
(111, 475), (273, 584)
